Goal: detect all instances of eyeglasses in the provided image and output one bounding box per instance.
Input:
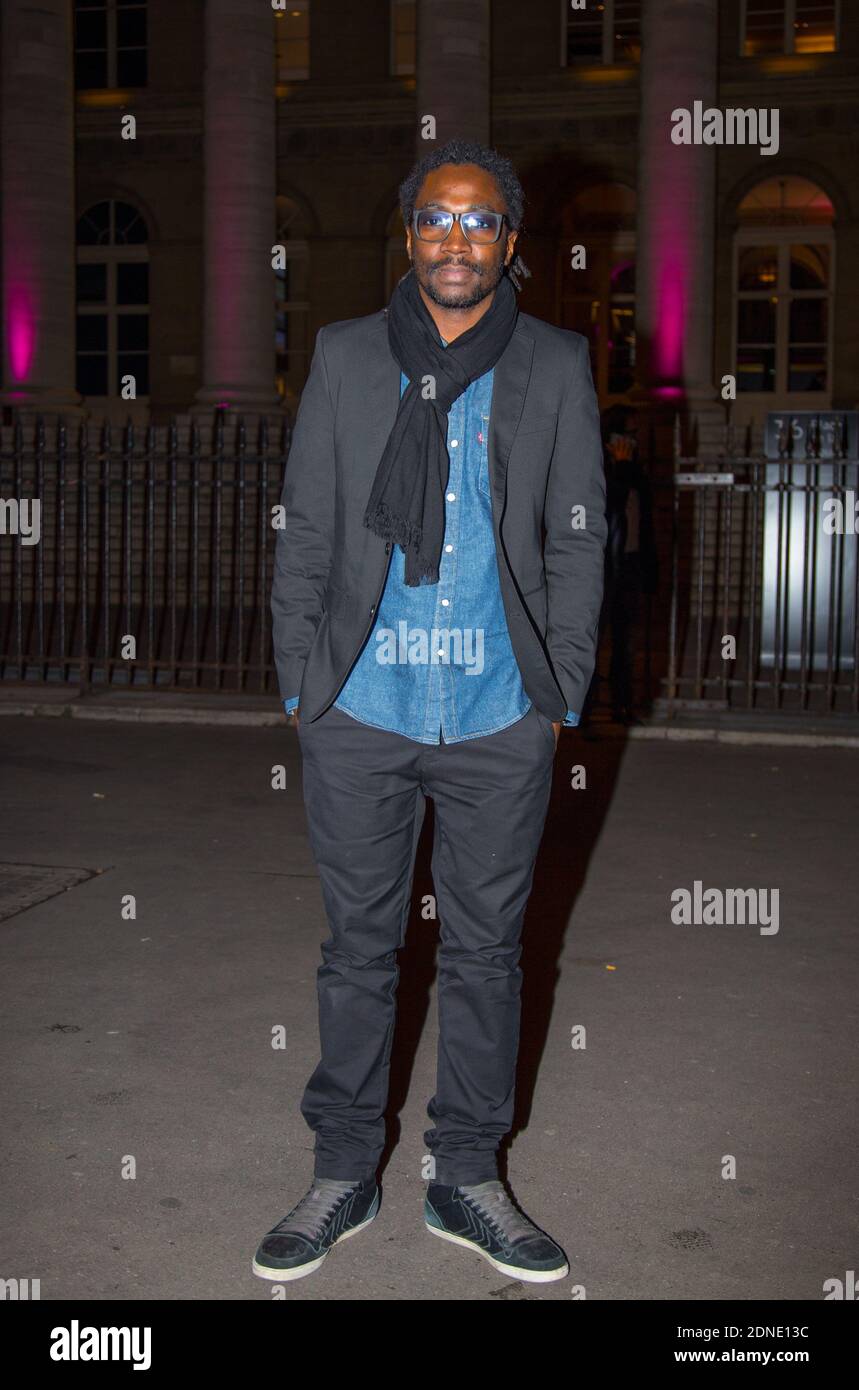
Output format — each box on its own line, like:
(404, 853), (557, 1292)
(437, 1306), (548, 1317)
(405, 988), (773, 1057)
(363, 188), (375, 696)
(412, 207), (507, 246)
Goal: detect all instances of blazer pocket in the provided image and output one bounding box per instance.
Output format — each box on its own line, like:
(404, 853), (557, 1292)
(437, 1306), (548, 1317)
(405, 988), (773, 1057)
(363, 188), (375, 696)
(516, 411), (558, 438)
(512, 425), (556, 445)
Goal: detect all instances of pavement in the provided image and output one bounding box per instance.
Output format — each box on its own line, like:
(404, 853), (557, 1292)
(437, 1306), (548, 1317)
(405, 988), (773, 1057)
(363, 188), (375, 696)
(0, 697), (857, 1301)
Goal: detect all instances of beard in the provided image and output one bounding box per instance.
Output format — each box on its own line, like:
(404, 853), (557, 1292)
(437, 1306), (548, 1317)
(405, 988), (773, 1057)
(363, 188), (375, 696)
(413, 255), (505, 310)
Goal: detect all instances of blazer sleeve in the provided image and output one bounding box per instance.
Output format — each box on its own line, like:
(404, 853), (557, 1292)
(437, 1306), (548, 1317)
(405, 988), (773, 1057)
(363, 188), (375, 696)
(542, 335), (608, 713)
(270, 327), (336, 700)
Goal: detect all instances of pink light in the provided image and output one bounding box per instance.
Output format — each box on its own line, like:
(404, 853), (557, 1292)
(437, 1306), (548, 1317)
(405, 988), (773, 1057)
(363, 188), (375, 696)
(7, 283), (36, 381)
(655, 257), (685, 380)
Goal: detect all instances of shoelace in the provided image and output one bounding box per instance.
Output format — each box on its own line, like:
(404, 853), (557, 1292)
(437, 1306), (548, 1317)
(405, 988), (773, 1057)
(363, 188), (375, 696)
(272, 1178), (359, 1241)
(459, 1180), (541, 1245)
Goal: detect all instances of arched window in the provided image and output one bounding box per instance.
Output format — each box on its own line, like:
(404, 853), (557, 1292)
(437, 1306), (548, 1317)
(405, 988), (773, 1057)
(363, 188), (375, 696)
(76, 199), (149, 400)
(557, 182), (637, 400)
(274, 196), (310, 409)
(733, 175), (834, 399)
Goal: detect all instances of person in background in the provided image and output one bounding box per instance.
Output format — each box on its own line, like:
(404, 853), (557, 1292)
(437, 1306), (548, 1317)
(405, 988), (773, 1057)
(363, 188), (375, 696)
(583, 404), (658, 727)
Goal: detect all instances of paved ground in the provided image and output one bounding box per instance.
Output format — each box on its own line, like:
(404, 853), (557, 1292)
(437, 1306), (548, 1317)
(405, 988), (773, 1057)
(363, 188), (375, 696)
(1, 711), (856, 1301)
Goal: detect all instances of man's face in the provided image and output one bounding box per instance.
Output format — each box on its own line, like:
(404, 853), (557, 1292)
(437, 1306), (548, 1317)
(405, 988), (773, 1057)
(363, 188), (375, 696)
(405, 163), (518, 311)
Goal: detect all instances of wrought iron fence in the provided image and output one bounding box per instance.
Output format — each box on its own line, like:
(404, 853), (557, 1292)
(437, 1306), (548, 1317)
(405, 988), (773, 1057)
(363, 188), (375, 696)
(3, 412), (857, 719)
(0, 413), (291, 692)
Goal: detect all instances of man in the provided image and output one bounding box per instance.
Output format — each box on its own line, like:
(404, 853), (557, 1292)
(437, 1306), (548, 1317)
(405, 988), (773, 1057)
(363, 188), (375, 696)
(583, 405), (658, 728)
(254, 139), (606, 1286)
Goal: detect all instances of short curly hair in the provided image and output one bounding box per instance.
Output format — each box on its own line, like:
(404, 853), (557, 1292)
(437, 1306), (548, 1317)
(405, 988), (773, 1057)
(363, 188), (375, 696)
(398, 138), (525, 235)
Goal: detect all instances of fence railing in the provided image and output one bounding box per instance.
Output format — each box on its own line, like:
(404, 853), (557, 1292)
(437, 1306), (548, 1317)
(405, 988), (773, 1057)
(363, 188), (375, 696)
(0, 413), (291, 693)
(667, 450), (859, 714)
(3, 414), (858, 719)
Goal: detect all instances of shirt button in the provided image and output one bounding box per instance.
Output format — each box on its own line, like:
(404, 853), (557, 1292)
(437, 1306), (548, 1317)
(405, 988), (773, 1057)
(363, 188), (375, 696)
(444, 544), (453, 552)
(446, 492), (456, 501)
(450, 440), (459, 448)
(441, 598), (449, 606)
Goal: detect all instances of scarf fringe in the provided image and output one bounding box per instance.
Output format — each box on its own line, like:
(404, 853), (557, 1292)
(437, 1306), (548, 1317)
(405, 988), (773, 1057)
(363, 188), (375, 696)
(364, 501), (423, 553)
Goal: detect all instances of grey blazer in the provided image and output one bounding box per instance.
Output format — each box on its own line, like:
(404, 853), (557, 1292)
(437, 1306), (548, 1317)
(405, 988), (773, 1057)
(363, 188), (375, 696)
(270, 307), (607, 724)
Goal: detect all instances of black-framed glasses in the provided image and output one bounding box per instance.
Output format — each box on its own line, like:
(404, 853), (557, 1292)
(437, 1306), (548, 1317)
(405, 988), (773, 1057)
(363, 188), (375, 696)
(412, 207), (507, 245)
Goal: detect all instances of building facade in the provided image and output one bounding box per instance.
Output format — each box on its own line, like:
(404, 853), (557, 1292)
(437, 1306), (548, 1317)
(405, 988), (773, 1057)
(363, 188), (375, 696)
(1, 0), (857, 449)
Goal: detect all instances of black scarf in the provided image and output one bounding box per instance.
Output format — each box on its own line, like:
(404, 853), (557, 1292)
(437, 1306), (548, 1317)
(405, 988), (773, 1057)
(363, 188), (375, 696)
(363, 267), (519, 586)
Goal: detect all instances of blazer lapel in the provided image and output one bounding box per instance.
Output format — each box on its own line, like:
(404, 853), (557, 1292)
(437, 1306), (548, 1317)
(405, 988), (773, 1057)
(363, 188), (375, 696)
(487, 317), (535, 507)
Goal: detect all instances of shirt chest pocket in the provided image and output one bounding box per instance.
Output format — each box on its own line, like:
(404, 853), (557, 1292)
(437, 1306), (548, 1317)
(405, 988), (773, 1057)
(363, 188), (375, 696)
(477, 413), (492, 498)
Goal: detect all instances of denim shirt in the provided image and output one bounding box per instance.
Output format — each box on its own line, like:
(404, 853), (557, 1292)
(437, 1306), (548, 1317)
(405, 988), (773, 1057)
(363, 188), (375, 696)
(283, 357), (579, 742)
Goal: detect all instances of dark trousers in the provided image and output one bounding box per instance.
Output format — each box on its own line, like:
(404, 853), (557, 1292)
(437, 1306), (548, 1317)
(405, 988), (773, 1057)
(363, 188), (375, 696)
(295, 701), (556, 1187)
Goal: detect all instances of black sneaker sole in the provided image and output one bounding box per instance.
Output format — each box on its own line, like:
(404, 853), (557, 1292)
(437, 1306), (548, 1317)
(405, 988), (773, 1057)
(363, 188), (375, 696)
(252, 1204), (378, 1282)
(424, 1217), (569, 1283)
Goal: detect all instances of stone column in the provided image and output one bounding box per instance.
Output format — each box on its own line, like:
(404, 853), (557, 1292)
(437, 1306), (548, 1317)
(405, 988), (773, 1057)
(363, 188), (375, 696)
(0, 0), (82, 411)
(193, 0), (280, 414)
(415, 0), (490, 151)
(634, 0), (722, 450)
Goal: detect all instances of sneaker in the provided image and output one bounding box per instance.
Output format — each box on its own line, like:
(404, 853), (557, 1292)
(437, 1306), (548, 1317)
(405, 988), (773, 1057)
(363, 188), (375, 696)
(252, 1177), (379, 1282)
(424, 1179), (569, 1283)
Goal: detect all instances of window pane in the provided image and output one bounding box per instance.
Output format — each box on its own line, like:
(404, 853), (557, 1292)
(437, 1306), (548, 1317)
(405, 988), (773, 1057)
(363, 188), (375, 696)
(566, 10), (603, 61)
(114, 202), (148, 244)
(76, 202), (111, 245)
(789, 297), (826, 342)
(75, 50), (107, 88)
(77, 355), (109, 396)
(117, 314), (149, 351)
(75, 11), (107, 46)
(614, 0), (641, 62)
(276, 3), (310, 77)
(76, 262), (107, 303)
(737, 346), (776, 392)
(737, 245), (777, 290)
(789, 243), (829, 289)
(117, 47), (147, 86)
(394, 33), (415, 70)
(118, 354), (149, 394)
(743, 0), (785, 56)
(117, 9), (146, 45)
(737, 298), (776, 344)
(788, 348), (826, 391)
(116, 262), (149, 304)
(794, 0), (836, 54)
(76, 314), (108, 351)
